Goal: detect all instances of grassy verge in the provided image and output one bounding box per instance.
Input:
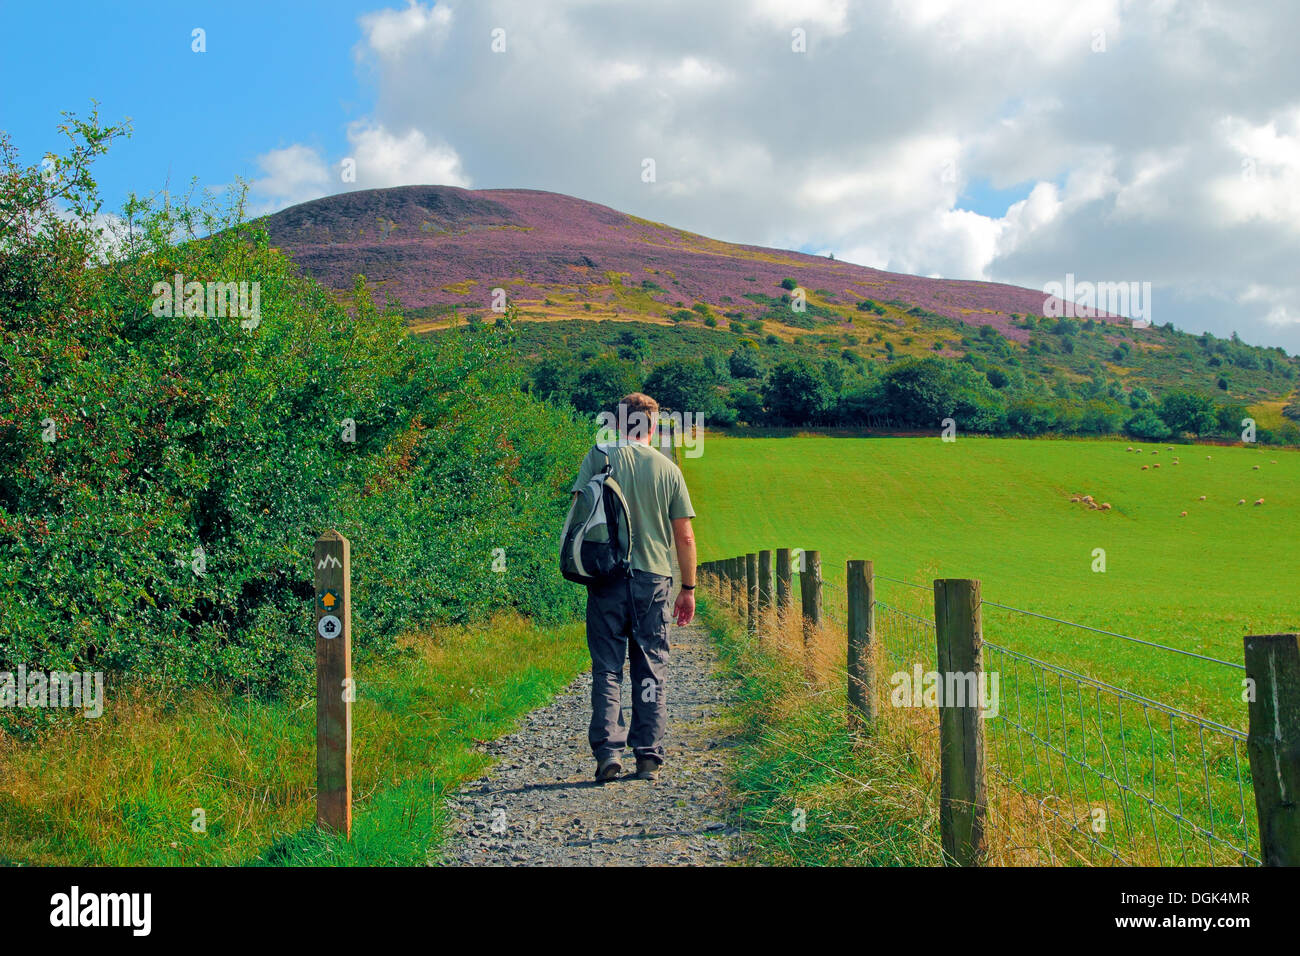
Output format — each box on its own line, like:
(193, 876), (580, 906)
(0, 614), (586, 866)
(702, 596), (942, 866)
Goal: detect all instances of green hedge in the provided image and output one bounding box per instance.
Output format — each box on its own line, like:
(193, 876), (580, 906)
(0, 116), (589, 696)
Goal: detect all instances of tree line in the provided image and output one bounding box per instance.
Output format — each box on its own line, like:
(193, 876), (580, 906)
(527, 332), (1300, 445)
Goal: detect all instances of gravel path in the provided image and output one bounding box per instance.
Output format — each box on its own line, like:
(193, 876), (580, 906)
(441, 612), (745, 866)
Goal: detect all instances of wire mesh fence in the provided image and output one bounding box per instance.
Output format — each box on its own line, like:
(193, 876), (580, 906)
(703, 554), (1265, 867)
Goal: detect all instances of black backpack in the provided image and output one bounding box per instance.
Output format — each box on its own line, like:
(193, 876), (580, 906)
(559, 445), (633, 585)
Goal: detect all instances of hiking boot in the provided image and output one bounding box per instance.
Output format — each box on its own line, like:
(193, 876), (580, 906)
(595, 755), (623, 782)
(635, 758), (661, 781)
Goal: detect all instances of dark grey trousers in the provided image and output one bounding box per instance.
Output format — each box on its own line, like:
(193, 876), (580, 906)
(585, 571), (672, 765)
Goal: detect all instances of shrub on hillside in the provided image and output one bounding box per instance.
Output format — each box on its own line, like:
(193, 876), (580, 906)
(1125, 409), (1173, 441)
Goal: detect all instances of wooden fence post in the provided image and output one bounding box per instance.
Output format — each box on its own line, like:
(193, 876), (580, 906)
(847, 560), (876, 731)
(730, 557), (741, 609)
(1244, 632), (1300, 866)
(313, 530), (352, 838)
(799, 550), (822, 647)
(758, 550), (774, 627)
(776, 548), (792, 622)
(746, 553), (758, 634)
(934, 578), (986, 866)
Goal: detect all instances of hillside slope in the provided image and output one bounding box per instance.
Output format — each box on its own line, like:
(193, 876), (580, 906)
(260, 185), (1298, 413)
(261, 185), (1116, 339)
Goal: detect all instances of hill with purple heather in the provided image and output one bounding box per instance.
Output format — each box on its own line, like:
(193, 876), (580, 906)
(259, 185), (1299, 425)
(260, 184), (1104, 340)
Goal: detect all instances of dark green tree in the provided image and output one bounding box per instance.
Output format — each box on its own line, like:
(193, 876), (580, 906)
(1158, 390), (1215, 436)
(763, 359), (834, 425)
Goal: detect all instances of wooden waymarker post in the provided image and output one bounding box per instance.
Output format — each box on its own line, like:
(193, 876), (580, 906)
(1244, 632), (1300, 866)
(314, 530), (352, 838)
(934, 578), (986, 866)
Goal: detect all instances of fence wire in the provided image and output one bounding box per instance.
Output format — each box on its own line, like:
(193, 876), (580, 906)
(874, 584), (1258, 866)
(703, 558), (1260, 867)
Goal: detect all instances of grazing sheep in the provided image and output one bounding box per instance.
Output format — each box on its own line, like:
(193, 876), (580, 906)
(1238, 499), (1246, 505)
(1271, 460), (1278, 464)
(1207, 455), (1212, 460)
(1199, 495), (1207, 501)
(1154, 463), (1161, 468)
(1099, 502), (1112, 510)
(1089, 501), (1101, 509)
(1126, 446), (1134, 452)
(1180, 511), (1187, 517)
(1082, 495), (1094, 502)
(1152, 450), (1159, 455)
(1255, 498), (1265, 506)
(1253, 465), (1260, 470)
(1141, 465), (1149, 470)
(1070, 495), (1082, 503)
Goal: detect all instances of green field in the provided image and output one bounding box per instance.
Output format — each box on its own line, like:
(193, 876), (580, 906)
(685, 434), (1300, 863)
(686, 434), (1298, 710)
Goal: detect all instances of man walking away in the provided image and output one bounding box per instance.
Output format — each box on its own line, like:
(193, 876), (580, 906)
(570, 392), (696, 782)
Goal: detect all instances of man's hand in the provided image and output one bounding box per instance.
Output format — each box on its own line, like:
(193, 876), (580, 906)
(673, 588), (695, 626)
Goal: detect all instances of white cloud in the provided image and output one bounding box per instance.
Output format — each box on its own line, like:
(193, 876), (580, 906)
(250, 144), (333, 213)
(251, 124), (469, 213)
(357, 1), (453, 59)
(247, 0), (1300, 351)
(750, 0), (850, 33)
(345, 122), (470, 189)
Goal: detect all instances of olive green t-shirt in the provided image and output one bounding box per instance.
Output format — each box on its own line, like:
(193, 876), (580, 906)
(570, 441), (695, 578)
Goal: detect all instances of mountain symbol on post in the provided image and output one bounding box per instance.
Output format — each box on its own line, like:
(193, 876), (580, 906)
(317, 554), (342, 570)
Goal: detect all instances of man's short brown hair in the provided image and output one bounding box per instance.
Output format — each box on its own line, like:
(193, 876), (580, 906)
(619, 392), (659, 419)
(617, 392), (659, 440)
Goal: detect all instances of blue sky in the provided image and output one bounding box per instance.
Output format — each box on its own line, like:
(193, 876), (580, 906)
(3, 0), (1299, 352)
(1, 0), (369, 207)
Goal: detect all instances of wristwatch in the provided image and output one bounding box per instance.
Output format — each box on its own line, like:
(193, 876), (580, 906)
(682, 584), (696, 590)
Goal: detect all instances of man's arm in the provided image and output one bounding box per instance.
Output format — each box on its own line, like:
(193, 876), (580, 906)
(671, 516), (696, 625)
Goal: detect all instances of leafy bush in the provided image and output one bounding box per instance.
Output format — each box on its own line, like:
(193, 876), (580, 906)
(728, 346), (763, 379)
(1125, 409), (1173, 440)
(643, 360), (720, 416)
(763, 360), (835, 425)
(0, 116), (588, 695)
(1157, 390), (1215, 436)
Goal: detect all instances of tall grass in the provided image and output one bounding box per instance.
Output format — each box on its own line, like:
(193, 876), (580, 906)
(0, 614), (586, 866)
(703, 589), (942, 865)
